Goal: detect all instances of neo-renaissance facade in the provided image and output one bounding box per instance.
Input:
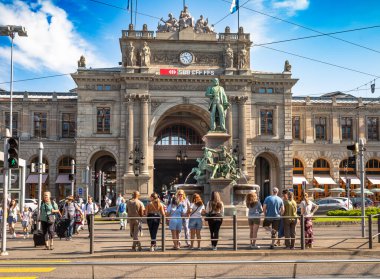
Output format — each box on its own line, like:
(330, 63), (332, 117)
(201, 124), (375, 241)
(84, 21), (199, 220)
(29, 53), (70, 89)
(1, 9), (380, 203)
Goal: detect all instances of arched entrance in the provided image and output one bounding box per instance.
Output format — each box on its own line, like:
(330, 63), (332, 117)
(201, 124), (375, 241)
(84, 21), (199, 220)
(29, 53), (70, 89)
(254, 152), (280, 202)
(90, 152), (117, 204)
(153, 106), (209, 194)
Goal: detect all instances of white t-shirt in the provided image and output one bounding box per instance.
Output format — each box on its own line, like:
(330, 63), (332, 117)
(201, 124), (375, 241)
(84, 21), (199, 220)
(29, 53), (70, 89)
(300, 200), (315, 217)
(21, 211), (31, 222)
(189, 203), (205, 218)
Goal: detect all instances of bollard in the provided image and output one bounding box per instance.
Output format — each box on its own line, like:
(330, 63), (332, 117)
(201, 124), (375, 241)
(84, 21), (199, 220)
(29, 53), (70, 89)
(161, 215), (166, 252)
(369, 215), (373, 249)
(90, 214), (94, 254)
(378, 214), (380, 244)
(233, 214), (237, 251)
(300, 215), (305, 250)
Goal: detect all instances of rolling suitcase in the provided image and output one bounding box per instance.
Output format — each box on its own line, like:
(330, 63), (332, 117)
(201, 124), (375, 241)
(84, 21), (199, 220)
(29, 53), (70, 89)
(55, 219), (68, 239)
(33, 230), (45, 247)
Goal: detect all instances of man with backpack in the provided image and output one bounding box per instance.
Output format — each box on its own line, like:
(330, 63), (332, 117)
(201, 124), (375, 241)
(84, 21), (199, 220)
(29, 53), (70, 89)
(83, 196), (98, 237)
(127, 191), (144, 251)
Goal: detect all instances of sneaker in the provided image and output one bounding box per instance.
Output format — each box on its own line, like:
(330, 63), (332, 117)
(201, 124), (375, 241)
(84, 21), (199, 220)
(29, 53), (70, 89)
(120, 226), (122, 230)
(212, 246), (217, 251)
(23, 235), (26, 239)
(197, 247), (201, 250)
(26, 233), (29, 238)
(290, 247), (295, 250)
(150, 246), (154, 252)
(13, 233), (16, 238)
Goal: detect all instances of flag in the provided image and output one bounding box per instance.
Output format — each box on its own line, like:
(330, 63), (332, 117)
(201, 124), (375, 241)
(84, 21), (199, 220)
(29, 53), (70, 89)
(230, 0), (239, 14)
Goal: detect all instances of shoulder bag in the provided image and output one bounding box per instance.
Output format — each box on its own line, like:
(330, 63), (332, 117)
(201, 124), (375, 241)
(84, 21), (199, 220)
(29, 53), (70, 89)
(45, 203), (56, 225)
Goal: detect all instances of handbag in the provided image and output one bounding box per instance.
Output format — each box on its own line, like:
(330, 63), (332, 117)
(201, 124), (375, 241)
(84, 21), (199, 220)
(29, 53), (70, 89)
(45, 203), (55, 224)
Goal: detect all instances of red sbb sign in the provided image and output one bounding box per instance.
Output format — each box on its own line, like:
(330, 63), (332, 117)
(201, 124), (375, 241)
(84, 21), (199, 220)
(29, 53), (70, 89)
(160, 68), (178, 76)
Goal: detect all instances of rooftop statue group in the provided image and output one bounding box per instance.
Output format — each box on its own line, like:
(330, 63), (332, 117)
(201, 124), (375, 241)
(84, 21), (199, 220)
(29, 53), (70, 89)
(124, 41), (151, 67)
(157, 6), (214, 33)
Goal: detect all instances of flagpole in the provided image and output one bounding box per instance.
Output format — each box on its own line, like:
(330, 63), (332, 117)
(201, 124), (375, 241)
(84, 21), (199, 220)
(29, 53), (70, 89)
(238, 1), (240, 38)
(130, 0), (133, 26)
(134, 0), (138, 27)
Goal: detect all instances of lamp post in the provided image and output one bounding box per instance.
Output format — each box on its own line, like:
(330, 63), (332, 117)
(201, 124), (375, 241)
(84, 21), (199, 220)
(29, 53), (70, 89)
(37, 142), (44, 231)
(176, 149), (188, 180)
(71, 159), (75, 196)
(0, 26), (26, 257)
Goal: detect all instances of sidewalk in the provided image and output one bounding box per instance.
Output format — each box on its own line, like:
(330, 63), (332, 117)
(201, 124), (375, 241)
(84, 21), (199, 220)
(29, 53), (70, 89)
(1, 221), (379, 260)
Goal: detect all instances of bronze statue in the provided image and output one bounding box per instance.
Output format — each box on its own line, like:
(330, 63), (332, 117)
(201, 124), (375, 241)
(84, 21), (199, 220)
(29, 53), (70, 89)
(205, 78), (230, 131)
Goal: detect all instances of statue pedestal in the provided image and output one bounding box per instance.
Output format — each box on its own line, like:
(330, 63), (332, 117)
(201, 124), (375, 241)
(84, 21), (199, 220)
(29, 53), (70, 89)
(239, 69), (251, 75)
(140, 67), (149, 73)
(202, 131), (231, 149)
(224, 68), (235, 75)
(209, 178), (233, 205)
(123, 173), (151, 198)
(125, 67), (135, 73)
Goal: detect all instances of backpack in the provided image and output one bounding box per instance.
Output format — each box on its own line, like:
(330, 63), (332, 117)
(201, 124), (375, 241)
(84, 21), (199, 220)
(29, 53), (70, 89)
(118, 202), (126, 213)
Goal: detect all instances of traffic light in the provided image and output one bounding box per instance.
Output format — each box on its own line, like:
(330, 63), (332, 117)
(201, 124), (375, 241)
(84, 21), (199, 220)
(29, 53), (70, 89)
(347, 142), (359, 155)
(7, 137), (19, 169)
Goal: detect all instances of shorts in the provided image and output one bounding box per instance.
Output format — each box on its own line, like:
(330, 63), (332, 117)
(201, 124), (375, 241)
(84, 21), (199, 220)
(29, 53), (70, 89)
(248, 217), (260, 226)
(21, 221), (29, 228)
(169, 218), (182, 231)
(189, 218), (203, 230)
(263, 219), (280, 231)
(7, 216), (16, 224)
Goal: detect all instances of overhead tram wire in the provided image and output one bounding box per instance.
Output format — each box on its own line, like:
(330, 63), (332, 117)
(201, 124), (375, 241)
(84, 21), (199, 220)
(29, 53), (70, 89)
(219, 0), (380, 54)
(88, 0), (161, 20)
(257, 45), (380, 79)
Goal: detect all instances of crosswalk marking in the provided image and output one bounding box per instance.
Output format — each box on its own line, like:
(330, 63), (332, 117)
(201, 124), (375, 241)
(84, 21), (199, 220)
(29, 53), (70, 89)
(0, 268), (55, 273)
(0, 277), (37, 279)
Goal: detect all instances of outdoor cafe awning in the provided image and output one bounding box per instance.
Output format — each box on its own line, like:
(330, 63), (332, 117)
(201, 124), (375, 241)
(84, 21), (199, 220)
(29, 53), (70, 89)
(292, 176), (308, 185)
(367, 175), (380, 185)
(314, 175), (336, 185)
(26, 174), (48, 184)
(55, 174), (72, 184)
(340, 175), (361, 185)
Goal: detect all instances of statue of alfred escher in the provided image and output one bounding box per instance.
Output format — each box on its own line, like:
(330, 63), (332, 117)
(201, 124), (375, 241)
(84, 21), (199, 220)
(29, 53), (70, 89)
(205, 78), (230, 132)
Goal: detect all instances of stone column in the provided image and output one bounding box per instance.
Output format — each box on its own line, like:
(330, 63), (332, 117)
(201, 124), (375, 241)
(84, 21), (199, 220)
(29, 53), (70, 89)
(332, 113), (340, 144)
(238, 96), (248, 174)
(140, 95), (150, 175)
(126, 95), (134, 175)
(227, 96), (235, 147)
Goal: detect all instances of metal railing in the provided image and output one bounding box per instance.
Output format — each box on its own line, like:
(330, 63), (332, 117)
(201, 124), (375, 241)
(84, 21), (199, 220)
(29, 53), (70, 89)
(86, 213), (379, 254)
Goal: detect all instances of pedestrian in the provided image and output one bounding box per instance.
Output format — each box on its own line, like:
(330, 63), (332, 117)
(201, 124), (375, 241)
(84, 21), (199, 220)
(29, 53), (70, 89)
(205, 191), (224, 251)
(40, 191), (60, 250)
(116, 193), (123, 206)
(277, 189), (289, 247)
(145, 192), (165, 251)
(21, 205), (32, 239)
(263, 187), (284, 249)
(7, 199), (21, 238)
(74, 204), (84, 234)
(177, 189), (191, 247)
(246, 191), (263, 249)
(126, 191), (145, 251)
(283, 191), (298, 249)
(300, 192), (319, 248)
(83, 196), (98, 237)
(166, 196), (186, 250)
(116, 197), (127, 230)
(188, 193), (205, 250)
(103, 195), (110, 210)
(62, 195), (82, 240)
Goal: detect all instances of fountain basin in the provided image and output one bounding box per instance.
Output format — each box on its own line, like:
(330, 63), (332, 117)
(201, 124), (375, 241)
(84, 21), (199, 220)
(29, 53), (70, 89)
(174, 184), (204, 196)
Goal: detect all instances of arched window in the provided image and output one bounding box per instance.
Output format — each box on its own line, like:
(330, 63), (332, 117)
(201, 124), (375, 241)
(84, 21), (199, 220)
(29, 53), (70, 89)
(313, 158), (330, 174)
(366, 159), (380, 175)
(155, 124), (202, 145)
(293, 158), (304, 175)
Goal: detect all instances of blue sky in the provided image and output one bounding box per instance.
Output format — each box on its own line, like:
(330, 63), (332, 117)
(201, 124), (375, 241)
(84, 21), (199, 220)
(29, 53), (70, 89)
(0, 0), (380, 97)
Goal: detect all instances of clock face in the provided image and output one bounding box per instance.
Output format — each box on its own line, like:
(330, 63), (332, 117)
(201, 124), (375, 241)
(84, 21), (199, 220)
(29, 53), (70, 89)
(179, 51), (193, 65)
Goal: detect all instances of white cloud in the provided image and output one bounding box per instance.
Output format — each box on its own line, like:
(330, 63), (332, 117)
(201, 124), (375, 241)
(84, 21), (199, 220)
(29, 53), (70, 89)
(272, 0), (310, 15)
(0, 0), (107, 75)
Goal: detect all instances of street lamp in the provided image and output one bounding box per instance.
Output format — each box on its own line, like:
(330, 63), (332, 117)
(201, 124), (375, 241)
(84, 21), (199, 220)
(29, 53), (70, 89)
(0, 25), (28, 137)
(0, 25), (27, 257)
